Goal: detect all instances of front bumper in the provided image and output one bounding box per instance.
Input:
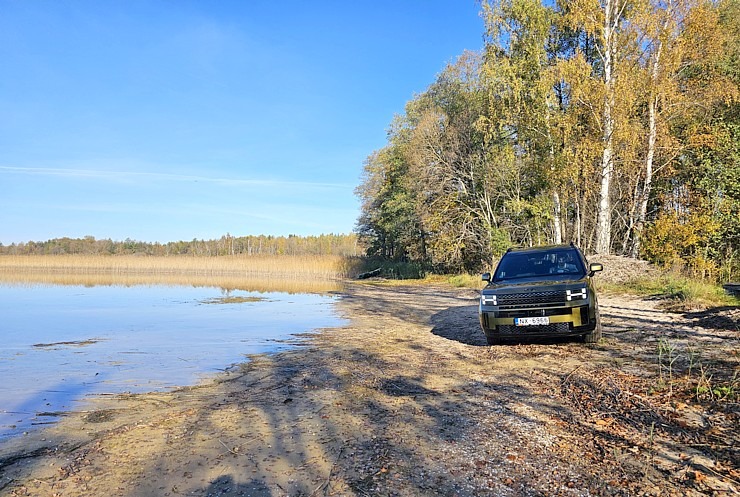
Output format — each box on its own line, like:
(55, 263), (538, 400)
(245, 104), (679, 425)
(479, 304), (596, 336)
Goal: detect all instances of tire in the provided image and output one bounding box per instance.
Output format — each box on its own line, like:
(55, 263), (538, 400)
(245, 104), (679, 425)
(486, 333), (502, 345)
(583, 309), (602, 343)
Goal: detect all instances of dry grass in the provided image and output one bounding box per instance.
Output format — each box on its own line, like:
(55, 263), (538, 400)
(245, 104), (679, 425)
(0, 255), (351, 293)
(0, 254), (346, 280)
(356, 273), (484, 290)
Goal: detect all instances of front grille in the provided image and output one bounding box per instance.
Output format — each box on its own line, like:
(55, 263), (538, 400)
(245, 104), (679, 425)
(498, 290), (567, 307)
(499, 323), (570, 334)
(499, 308), (572, 319)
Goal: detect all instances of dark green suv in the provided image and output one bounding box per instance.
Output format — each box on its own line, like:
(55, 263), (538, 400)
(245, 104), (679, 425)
(479, 244), (603, 345)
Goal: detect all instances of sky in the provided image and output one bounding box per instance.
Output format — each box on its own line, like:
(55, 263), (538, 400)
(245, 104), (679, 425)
(0, 1), (485, 244)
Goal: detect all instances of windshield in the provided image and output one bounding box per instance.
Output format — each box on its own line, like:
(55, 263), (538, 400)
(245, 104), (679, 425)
(493, 249), (585, 282)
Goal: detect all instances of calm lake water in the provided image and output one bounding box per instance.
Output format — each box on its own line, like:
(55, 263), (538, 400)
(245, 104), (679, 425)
(0, 282), (346, 439)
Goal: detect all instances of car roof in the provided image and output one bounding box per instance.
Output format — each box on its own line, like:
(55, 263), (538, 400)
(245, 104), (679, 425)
(505, 244), (581, 254)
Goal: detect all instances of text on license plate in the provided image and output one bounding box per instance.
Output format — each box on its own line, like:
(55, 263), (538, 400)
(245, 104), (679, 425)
(514, 317), (550, 326)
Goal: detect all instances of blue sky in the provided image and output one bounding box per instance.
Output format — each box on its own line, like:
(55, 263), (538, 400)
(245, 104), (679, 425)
(0, 1), (485, 244)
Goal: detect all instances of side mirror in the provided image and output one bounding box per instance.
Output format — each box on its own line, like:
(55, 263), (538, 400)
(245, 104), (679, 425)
(482, 272), (491, 282)
(589, 263), (603, 275)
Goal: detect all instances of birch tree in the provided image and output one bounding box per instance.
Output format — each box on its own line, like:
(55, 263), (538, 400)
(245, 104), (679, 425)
(482, 0), (568, 244)
(563, 0), (633, 254)
(630, 0), (738, 257)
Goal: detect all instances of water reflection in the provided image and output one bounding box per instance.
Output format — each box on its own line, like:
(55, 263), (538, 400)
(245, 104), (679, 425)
(0, 270), (343, 294)
(0, 275), (346, 440)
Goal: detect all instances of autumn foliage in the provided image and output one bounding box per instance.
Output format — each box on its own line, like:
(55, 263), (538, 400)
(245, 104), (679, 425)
(356, 0), (739, 281)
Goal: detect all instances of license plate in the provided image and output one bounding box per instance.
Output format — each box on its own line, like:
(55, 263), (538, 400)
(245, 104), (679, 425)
(514, 317), (550, 326)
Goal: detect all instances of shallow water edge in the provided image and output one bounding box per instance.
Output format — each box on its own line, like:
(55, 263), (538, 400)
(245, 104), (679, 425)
(0, 276), (346, 441)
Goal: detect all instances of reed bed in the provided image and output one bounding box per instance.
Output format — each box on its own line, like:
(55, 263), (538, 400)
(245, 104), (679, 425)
(0, 254), (349, 280)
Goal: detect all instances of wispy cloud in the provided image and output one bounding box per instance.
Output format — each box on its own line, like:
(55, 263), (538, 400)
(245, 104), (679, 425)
(0, 165), (351, 190)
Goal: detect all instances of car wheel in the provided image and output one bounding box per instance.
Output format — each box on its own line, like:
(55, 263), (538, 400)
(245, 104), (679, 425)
(583, 309), (602, 343)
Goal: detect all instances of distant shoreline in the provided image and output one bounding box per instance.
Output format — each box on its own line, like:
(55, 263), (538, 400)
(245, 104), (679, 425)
(0, 254), (357, 280)
(0, 254), (358, 292)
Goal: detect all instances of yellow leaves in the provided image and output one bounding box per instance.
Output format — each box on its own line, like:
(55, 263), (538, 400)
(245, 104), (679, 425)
(563, 0), (604, 37)
(688, 133), (718, 149)
(688, 255), (719, 281)
(554, 51), (591, 81)
(594, 417), (614, 426)
(683, 1), (725, 58)
(642, 211), (721, 274)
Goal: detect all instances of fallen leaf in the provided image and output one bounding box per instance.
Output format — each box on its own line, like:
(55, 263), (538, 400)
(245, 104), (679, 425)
(690, 470), (707, 483)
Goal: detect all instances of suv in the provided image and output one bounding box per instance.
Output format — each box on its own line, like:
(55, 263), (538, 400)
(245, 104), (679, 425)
(479, 244), (603, 345)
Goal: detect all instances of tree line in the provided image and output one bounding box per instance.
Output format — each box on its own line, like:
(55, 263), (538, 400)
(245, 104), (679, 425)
(355, 0), (739, 281)
(0, 234), (360, 258)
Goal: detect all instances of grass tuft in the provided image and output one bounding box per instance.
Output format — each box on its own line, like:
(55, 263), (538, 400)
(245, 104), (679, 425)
(446, 274), (483, 288)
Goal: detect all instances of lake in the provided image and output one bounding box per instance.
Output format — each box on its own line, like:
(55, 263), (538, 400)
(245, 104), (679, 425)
(0, 281), (346, 440)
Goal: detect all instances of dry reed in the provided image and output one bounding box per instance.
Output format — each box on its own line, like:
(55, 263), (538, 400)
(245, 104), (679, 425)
(0, 255), (354, 294)
(0, 254), (346, 280)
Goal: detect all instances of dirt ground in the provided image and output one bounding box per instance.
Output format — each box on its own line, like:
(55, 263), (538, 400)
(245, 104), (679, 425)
(0, 280), (738, 497)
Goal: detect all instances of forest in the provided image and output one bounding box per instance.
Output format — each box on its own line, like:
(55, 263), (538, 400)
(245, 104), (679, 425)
(0, 233), (360, 258)
(355, 0), (739, 281)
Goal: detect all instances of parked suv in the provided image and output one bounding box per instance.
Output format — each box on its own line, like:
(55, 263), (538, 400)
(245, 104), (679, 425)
(479, 244), (603, 345)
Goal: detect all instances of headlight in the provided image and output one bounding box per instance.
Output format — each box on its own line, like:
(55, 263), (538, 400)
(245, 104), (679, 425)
(481, 294), (497, 305)
(566, 288), (587, 301)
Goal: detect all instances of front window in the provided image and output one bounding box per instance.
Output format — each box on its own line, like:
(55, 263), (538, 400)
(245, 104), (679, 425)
(494, 249), (585, 282)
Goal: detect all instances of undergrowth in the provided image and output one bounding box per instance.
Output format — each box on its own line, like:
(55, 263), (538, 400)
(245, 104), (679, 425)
(349, 257), (426, 280)
(653, 339), (739, 403)
(601, 275), (740, 309)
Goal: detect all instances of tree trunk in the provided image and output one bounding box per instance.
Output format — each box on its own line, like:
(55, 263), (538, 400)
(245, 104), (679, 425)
(576, 196), (582, 248)
(631, 33), (662, 258)
(595, 0), (617, 255)
(544, 92), (563, 245)
(553, 192), (563, 244)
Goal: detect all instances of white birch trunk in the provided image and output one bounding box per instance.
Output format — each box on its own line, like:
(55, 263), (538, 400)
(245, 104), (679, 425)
(576, 197), (582, 247)
(553, 192), (563, 244)
(595, 0), (617, 255)
(631, 30), (663, 258)
(544, 92), (562, 245)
